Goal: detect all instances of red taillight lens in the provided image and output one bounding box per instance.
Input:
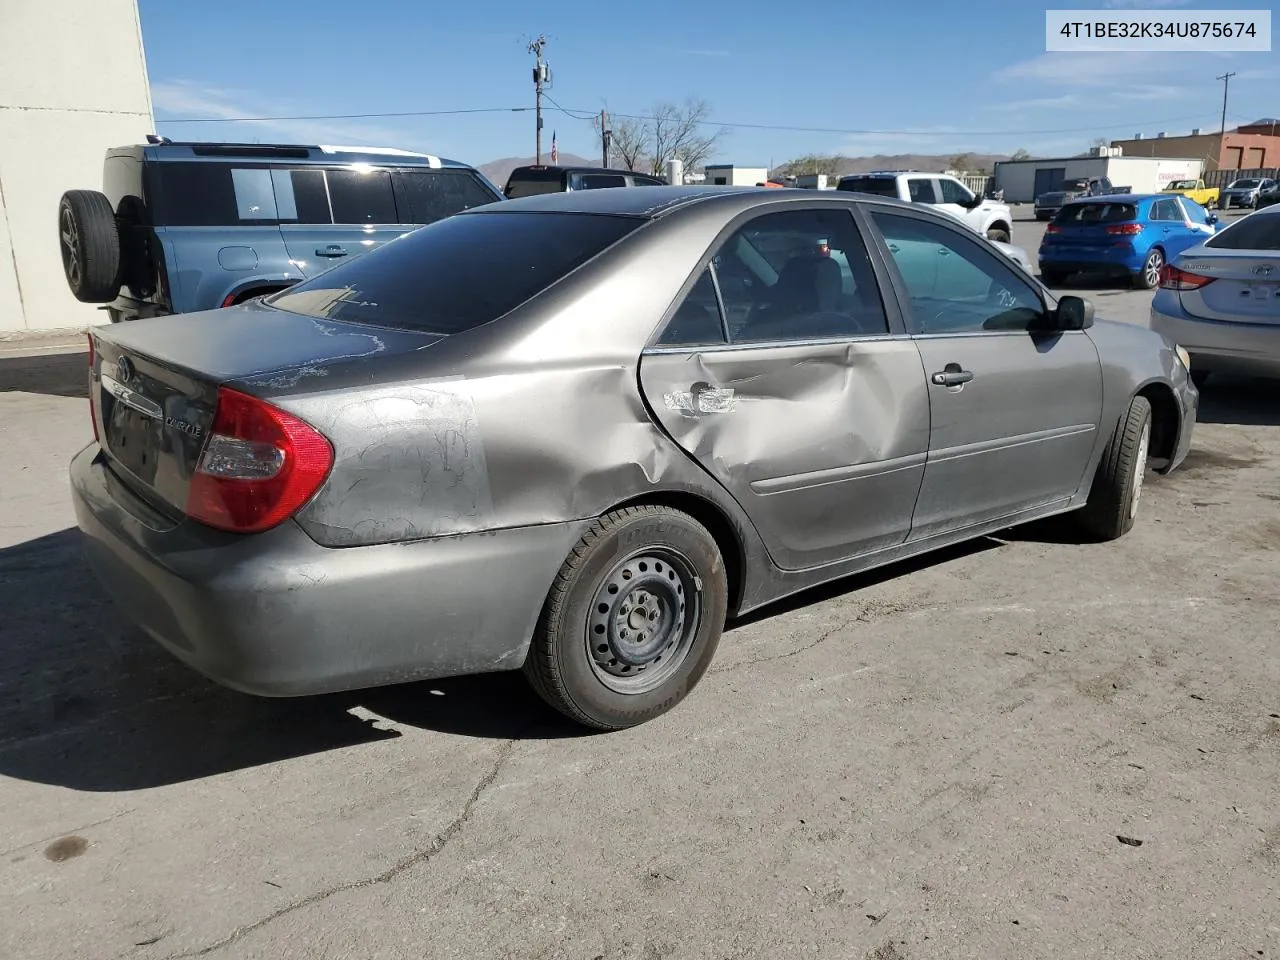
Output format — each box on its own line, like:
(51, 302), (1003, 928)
(1158, 263), (1215, 291)
(1105, 223), (1144, 236)
(186, 387), (334, 534)
(1044, 224), (1061, 234)
(87, 333), (100, 444)
(220, 293), (237, 308)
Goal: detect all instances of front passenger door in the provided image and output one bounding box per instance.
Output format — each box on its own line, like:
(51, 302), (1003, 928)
(869, 210), (1104, 541)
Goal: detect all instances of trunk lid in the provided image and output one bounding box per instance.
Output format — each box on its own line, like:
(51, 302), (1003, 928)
(1046, 201), (1141, 248)
(1176, 250), (1280, 323)
(90, 300), (443, 516)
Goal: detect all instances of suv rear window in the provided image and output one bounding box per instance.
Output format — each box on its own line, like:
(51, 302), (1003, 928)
(266, 211), (643, 334)
(1053, 202), (1136, 224)
(1205, 213), (1280, 251)
(150, 162), (497, 226)
(836, 177), (898, 198)
(505, 169), (566, 198)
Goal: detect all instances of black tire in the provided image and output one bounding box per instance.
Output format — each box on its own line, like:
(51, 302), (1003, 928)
(1040, 268), (1066, 286)
(1133, 247), (1163, 290)
(1075, 395), (1152, 541)
(1190, 368), (1210, 390)
(523, 505), (728, 731)
(58, 190), (121, 303)
(987, 227), (1011, 244)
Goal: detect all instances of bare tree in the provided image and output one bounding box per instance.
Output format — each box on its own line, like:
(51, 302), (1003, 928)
(776, 154), (846, 178)
(648, 98), (726, 175)
(593, 114), (647, 171)
(591, 99), (727, 178)
(1010, 147), (1031, 160)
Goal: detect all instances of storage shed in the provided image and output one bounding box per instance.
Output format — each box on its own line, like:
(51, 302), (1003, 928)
(993, 149), (1204, 203)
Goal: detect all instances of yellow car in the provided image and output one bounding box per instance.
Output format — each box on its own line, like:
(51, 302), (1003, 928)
(1162, 179), (1219, 209)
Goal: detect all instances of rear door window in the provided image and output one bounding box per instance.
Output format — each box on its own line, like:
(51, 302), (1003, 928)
(326, 169), (398, 224)
(271, 169), (332, 223)
(837, 177), (899, 198)
(1150, 199), (1182, 221)
(907, 178), (940, 203)
(391, 170), (499, 224)
(267, 211), (643, 333)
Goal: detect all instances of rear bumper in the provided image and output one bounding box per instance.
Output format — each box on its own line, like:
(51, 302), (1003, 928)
(70, 445), (585, 696)
(1151, 301), (1280, 379)
(1038, 247), (1144, 275)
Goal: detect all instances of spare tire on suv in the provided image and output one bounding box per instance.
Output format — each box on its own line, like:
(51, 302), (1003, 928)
(58, 189), (122, 303)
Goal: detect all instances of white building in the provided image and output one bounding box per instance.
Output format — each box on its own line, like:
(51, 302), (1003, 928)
(703, 164), (770, 186)
(993, 148), (1204, 204)
(1, 0), (154, 334)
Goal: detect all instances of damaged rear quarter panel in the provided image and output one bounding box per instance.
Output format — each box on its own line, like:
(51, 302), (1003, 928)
(274, 204), (776, 554)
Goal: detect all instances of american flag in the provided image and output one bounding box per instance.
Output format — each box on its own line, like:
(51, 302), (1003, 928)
(550, 130), (557, 164)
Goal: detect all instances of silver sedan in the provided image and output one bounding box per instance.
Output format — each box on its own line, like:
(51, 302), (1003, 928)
(1151, 203), (1280, 388)
(70, 186), (1197, 730)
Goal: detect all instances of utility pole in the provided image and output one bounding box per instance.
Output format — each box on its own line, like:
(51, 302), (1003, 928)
(600, 109), (611, 168)
(529, 35), (550, 163)
(1216, 71), (1236, 138)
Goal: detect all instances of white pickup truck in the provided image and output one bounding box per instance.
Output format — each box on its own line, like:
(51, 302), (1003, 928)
(836, 171), (1014, 243)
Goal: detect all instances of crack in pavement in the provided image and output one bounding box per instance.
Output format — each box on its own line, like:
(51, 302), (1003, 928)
(162, 738), (517, 959)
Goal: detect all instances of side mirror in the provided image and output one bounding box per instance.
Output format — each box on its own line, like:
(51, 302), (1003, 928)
(1206, 214), (1219, 225)
(1055, 295), (1094, 330)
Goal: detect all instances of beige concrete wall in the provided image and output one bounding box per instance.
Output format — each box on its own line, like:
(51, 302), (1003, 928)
(0, 0), (154, 334)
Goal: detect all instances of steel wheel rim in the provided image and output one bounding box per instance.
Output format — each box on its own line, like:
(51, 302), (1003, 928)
(1145, 250), (1162, 287)
(1129, 420), (1151, 520)
(586, 547), (702, 695)
(60, 207), (80, 288)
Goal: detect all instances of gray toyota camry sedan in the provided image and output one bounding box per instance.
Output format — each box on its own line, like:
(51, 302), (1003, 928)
(70, 186), (1198, 730)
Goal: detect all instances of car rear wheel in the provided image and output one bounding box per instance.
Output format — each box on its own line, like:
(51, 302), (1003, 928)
(57, 190), (122, 303)
(1075, 395), (1152, 541)
(523, 505), (728, 731)
(987, 226), (1011, 243)
(1134, 248), (1163, 290)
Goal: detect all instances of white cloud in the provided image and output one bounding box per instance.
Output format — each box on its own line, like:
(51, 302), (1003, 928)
(994, 52), (1166, 87)
(150, 80), (425, 152)
(1104, 0), (1193, 7)
(985, 95), (1079, 112)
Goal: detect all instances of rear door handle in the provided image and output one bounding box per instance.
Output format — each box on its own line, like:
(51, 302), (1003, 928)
(316, 245), (348, 257)
(931, 368), (974, 386)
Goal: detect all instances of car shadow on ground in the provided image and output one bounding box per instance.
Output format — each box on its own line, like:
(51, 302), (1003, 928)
(0, 527), (1018, 791)
(1194, 374), (1280, 427)
(0, 351), (89, 399)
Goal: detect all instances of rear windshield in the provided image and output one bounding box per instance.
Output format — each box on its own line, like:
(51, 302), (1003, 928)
(1205, 213), (1280, 251)
(1053, 202), (1136, 224)
(836, 177), (898, 198)
(150, 162), (498, 227)
(265, 211), (643, 334)
(504, 169), (566, 198)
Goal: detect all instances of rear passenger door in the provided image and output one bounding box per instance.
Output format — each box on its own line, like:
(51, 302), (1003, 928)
(638, 204), (931, 571)
(273, 166), (410, 277)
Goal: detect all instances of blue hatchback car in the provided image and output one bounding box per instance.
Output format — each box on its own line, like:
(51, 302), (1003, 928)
(1037, 193), (1221, 290)
(57, 140), (505, 322)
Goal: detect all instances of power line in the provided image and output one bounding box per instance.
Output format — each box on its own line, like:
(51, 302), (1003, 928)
(156, 103), (1221, 139)
(155, 106), (533, 123)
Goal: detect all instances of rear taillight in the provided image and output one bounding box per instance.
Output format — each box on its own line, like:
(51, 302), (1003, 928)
(87, 334), (100, 444)
(1044, 224), (1061, 234)
(1158, 264), (1215, 291)
(186, 387), (334, 534)
(1106, 223), (1144, 236)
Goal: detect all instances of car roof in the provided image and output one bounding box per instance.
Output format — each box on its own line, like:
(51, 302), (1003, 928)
(508, 164), (661, 178)
(1062, 193), (1159, 205)
(463, 184), (923, 220)
(117, 141), (478, 170)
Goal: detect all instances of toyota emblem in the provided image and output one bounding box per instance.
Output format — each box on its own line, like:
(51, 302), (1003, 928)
(116, 355), (134, 384)
(1253, 264), (1274, 277)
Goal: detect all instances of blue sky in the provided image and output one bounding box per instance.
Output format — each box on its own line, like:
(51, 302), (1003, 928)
(140, 0), (1278, 166)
